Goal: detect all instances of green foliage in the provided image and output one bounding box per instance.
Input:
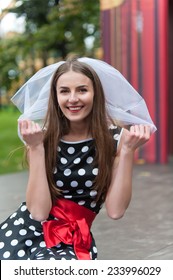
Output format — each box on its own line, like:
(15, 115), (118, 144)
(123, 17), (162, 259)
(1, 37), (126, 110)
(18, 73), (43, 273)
(0, 108), (25, 174)
(0, 0), (100, 107)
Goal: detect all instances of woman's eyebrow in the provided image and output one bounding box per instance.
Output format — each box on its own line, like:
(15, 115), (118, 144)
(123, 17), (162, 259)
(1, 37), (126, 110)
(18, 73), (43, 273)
(77, 85), (88, 88)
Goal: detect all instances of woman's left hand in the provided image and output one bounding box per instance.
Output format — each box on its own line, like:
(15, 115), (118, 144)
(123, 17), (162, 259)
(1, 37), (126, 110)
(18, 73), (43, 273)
(121, 124), (151, 153)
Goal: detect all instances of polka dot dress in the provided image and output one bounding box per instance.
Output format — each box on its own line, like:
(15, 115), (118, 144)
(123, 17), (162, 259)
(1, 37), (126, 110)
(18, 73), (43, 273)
(0, 126), (122, 260)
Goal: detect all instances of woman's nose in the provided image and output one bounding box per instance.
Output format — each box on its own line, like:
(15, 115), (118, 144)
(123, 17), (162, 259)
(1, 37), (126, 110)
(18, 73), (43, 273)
(68, 92), (79, 102)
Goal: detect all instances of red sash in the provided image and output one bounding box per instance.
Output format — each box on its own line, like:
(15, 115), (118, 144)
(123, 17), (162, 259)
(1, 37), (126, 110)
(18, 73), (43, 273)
(42, 199), (96, 260)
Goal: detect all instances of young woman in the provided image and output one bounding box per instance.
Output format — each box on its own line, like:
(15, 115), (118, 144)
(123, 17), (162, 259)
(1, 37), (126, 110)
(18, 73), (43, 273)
(0, 57), (156, 260)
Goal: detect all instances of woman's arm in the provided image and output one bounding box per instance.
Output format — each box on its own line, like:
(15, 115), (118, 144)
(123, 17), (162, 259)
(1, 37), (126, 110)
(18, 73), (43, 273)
(19, 120), (52, 221)
(105, 124), (151, 220)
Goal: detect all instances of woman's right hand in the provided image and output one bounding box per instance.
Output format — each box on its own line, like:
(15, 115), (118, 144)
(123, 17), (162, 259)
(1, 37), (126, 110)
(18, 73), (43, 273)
(18, 119), (44, 148)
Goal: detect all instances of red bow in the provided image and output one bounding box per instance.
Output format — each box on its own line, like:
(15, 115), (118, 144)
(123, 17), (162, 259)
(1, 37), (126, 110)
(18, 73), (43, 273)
(42, 199), (96, 260)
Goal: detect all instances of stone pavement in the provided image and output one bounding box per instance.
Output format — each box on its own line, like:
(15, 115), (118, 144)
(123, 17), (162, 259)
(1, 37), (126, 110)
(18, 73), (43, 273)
(0, 164), (173, 260)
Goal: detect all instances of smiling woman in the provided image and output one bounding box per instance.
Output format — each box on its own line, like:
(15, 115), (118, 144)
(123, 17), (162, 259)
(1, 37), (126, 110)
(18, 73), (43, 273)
(0, 56), (156, 260)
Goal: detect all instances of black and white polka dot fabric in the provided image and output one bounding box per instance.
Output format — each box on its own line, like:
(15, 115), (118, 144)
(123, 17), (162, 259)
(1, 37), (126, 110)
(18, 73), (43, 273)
(0, 126), (122, 260)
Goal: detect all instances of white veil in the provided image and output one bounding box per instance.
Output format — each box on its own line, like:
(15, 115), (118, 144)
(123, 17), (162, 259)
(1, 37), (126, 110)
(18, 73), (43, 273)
(11, 57), (157, 138)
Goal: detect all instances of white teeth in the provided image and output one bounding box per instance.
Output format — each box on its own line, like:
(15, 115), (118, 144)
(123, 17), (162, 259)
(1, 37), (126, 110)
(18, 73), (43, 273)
(69, 107), (81, 110)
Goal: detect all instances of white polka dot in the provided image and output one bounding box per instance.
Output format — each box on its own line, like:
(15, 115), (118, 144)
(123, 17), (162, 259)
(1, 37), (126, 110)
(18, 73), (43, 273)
(1, 223), (8, 230)
(56, 249), (63, 254)
(93, 246), (97, 253)
(61, 257), (66, 260)
(64, 169), (71, 176)
(90, 201), (96, 208)
(86, 156), (93, 164)
(50, 257), (56, 260)
(73, 157), (81, 164)
(62, 190), (69, 193)
(64, 195), (72, 199)
(53, 167), (57, 174)
(39, 241), (46, 248)
(29, 225), (36, 231)
(10, 212), (17, 219)
(61, 157), (68, 164)
(71, 181), (78, 187)
(78, 169), (86, 176)
(57, 146), (61, 152)
(31, 247), (37, 253)
(78, 200), (85, 206)
(90, 190), (97, 197)
(25, 240), (33, 246)
(113, 133), (120, 141)
(92, 168), (98, 175)
(59, 252), (66, 255)
(69, 251), (75, 256)
(21, 205), (27, 212)
(5, 230), (12, 237)
(34, 231), (42, 236)
(85, 180), (93, 187)
(18, 218), (24, 224)
(19, 229), (27, 236)
(37, 253), (44, 257)
(81, 146), (89, 152)
(11, 239), (18, 246)
(17, 250), (25, 257)
(48, 251), (54, 255)
(29, 214), (34, 219)
(14, 219), (20, 226)
(56, 180), (64, 187)
(109, 124), (117, 129)
(67, 147), (75, 154)
(76, 189), (84, 194)
(3, 251), (10, 259)
(0, 242), (4, 249)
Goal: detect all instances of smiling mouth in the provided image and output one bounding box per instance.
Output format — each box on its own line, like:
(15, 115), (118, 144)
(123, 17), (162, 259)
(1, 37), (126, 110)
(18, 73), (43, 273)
(67, 106), (84, 112)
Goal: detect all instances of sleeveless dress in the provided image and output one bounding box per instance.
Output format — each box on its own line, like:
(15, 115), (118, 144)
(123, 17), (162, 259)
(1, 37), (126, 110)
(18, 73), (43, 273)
(0, 126), (122, 260)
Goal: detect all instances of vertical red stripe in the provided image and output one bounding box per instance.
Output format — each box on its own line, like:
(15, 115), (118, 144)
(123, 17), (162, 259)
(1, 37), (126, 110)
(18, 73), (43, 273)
(120, 2), (128, 77)
(158, 0), (168, 163)
(140, 0), (156, 162)
(102, 10), (111, 63)
(130, 0), (139, 91)
(110, 9), (116, 67)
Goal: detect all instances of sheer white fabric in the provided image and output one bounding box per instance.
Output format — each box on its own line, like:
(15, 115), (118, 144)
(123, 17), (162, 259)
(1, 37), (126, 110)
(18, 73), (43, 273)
(11, 57), (156, 138)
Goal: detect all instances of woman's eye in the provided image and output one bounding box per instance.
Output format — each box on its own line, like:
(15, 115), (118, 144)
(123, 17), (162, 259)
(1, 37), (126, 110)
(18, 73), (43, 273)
(60, 90), (68, 94)
(80, 88), (87, 92)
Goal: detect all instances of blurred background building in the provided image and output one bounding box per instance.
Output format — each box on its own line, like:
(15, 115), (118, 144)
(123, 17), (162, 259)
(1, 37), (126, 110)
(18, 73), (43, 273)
(100, 0), (172, 164)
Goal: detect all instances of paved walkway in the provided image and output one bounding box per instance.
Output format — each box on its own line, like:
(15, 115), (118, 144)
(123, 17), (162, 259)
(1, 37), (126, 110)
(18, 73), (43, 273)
(0, 164), (173, 260)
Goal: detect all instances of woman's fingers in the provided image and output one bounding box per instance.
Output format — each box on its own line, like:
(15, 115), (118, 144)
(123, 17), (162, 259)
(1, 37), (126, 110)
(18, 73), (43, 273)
(18, 119), (43, 147)
(122, 124), (151, 152)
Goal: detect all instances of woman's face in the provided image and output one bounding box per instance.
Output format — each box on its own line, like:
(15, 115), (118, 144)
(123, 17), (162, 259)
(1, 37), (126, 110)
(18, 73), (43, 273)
(56, 70), (94, 125)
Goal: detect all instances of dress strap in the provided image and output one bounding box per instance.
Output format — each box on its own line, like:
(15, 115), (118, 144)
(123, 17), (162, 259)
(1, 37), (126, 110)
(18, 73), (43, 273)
(42, 198), (96, 260)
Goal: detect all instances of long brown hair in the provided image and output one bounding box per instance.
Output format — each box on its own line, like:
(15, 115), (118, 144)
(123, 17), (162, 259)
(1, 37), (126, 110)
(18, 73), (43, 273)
(43, 58), (117, 203)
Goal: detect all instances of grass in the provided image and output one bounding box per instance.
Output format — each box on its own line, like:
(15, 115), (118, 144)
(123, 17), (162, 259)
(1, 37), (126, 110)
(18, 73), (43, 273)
(0, 107), (26, 174)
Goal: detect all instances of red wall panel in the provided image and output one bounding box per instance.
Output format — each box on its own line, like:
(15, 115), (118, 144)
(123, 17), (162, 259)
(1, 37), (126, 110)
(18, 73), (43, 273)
(101, 0), (168, 163)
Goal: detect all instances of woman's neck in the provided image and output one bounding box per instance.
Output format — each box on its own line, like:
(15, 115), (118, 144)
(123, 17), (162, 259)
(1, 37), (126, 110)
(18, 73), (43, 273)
(62, 123), (91, 142)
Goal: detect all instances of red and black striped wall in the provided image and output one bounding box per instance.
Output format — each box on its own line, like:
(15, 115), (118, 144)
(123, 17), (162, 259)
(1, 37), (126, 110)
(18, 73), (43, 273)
(100, 0), (169, 163)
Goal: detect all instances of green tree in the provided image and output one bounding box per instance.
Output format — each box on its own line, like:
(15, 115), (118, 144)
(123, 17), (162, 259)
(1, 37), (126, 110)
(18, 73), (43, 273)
(0, 0), (100, 106)
(8, 0), (100, 61)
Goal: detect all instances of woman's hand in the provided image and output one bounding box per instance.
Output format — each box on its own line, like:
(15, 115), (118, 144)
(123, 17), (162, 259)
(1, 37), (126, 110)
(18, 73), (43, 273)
(120, 124), (151, 153)
(18, 119), (44, 148)
(105, 124), (151, 219)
